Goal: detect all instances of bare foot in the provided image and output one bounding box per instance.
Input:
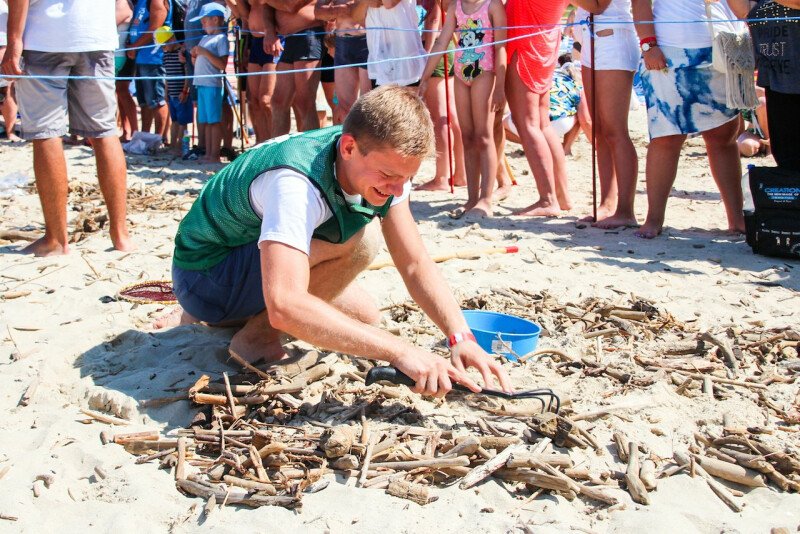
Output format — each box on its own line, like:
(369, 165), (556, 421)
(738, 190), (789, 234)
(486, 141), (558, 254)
(578, 207), (615, 223)
(634, 221), (663, 239)
(453, 177), (467, 187)
(494, 184), (512, 202)
(229, 327), (286, 365)
(556, 188), (573, 211)
(151, 306), (198, 329)
(593, 214), (639, 230)
(466, 199), (493, 219)
(414, 178), (450, 192)
(512, 201), (561, 217)
(21, 236), (69, 256)
(5, 133), (23, 143)
(449, 201), (476, 220)
(727, 223), (745, 235)
(111, 230), (136, 252)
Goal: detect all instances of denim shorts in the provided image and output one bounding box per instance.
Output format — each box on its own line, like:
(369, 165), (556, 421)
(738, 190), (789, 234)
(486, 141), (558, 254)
(17, 50), (117, 139)
(168, 95), (194, 125)
(134, 63), (167, 108)
(196, 85), (223, 124)
(172, 241), (265, 324)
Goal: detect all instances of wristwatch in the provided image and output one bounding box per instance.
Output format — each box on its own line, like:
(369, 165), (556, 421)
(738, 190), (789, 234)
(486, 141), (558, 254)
(640, 36), (658, 53)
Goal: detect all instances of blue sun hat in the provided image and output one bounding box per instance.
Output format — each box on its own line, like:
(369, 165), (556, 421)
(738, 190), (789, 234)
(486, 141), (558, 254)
(190, 2), (228, 22)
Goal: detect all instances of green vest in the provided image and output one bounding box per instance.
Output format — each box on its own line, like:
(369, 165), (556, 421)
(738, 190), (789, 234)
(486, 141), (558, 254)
(174, 126), (392, 271)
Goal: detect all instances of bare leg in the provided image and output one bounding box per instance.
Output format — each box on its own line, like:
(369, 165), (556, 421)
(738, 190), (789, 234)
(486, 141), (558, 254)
(1, 82), (21, 141)
(416, 76), (467, 191)
(229, 221), (381, 363)
(541, 105), (572, 211)
(153, 104), (169, 141)
(334, 66), (360, 124)
(635, 133), (686, 239)
(494, 110), (512, 201)
(454, 78), (480, 215)
(92, 136), (134, 251)
(116, 81), (138, 142)
(23, 138), (70, 256)
(292, 60), (322, 132)
(247, 64), (269, 143)
(222, 102), (233, 151)
(465, 73), (497, 218)
(702, 117), (745, 233)
(270, 63), (295, 137)
(754, 91), (769, 143)
(585, 68), (638, 228)
(506, 55), (561, 217)
(203, 122), (222, 163)
(141, 106), (153, 134)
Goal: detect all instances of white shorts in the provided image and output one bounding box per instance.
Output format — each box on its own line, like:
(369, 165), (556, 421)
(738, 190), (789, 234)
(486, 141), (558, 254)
(504, 112), (575, 139)
(551, 115), (576, 137)
(580, 26), (640, 72)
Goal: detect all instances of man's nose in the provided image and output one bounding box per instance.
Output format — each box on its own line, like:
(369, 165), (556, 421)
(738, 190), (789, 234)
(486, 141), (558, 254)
(386, 181), (406, 196)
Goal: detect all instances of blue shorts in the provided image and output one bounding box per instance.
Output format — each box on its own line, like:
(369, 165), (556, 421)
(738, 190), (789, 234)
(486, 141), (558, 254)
(196, 85), (223, 124)
(248, 36), (275, 66)
(334, 35), (368, 69)
(134, 63), (166, 108)
(172, 242), (265, 324)
(167, 95), (194, 125)
(279, 26), (324, 64)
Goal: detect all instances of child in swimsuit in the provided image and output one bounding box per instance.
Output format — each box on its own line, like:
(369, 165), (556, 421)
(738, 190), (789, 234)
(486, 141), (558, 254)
(419, 0), (506, 218)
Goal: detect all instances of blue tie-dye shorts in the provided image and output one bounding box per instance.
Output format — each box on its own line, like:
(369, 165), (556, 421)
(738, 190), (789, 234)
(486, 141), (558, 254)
(638, 46), (738, 139)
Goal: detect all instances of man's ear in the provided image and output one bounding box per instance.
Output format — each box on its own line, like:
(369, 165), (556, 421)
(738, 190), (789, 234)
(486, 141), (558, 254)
(339, 133), (358, 160)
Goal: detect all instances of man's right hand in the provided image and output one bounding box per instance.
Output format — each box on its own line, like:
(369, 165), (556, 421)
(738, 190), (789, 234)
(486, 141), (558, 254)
(1, 38), (23, 77)
(392, 349), (481, 397)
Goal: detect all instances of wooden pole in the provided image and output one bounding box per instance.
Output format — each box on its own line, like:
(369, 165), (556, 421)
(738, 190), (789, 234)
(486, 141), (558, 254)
(440, 0), (455, 193)
(589, 14), (598, 222)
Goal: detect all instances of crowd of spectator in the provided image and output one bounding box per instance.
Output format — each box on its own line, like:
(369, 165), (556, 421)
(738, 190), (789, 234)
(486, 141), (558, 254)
(0, 0), (798, 256)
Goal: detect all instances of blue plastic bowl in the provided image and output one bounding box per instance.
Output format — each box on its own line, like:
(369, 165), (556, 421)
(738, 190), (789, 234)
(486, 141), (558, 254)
(462, 309), (541, 361)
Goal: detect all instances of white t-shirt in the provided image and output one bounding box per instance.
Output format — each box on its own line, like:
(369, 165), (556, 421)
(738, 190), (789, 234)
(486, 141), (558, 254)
(0, 0), (8, 47)
(23, 0), (118, 52)
(576, 0), (633, 30)
(366, 0), (426, 86)
(248, 169), (411, 255)
(653, 0), (737, 49)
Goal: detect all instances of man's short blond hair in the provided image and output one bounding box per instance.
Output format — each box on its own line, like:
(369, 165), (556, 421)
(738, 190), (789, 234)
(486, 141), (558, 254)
(343, 85), (433, 158)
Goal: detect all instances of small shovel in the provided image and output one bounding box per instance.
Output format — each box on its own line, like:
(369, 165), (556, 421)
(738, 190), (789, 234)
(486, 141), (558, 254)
(365, 366), (560, 414)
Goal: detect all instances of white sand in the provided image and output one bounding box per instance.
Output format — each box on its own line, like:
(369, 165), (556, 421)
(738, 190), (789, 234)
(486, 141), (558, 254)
(1, 107), (799, 533)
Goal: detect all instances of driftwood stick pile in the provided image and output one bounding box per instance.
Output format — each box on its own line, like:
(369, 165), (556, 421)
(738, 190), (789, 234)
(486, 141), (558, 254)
(106, 290), (798, 512)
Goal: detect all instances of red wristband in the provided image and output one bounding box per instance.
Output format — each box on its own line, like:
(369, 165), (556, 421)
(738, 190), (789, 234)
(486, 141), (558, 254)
(447, 331), (476, 348)
(639, 36), (657, 46)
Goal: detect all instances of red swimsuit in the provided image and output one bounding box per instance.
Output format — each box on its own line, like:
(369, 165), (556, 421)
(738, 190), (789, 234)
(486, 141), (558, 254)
(505, 0), (568, 94)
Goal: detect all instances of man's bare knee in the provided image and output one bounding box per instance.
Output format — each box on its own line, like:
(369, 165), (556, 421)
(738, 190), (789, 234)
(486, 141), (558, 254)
(349, 220), (380, 271)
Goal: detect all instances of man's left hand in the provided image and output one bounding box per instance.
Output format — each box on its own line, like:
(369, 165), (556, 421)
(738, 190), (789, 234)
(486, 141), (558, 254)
(450, 340), (513, 393)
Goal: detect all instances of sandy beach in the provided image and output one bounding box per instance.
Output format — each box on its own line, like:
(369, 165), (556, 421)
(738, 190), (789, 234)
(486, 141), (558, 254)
(1, 106), (799, 533)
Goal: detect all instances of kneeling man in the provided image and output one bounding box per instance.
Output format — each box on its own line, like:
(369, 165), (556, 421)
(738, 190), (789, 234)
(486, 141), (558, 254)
(163, 86), (511, 396)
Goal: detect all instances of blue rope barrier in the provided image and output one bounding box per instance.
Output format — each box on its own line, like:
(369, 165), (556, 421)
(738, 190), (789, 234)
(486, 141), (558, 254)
(6, 15), (796, 82)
